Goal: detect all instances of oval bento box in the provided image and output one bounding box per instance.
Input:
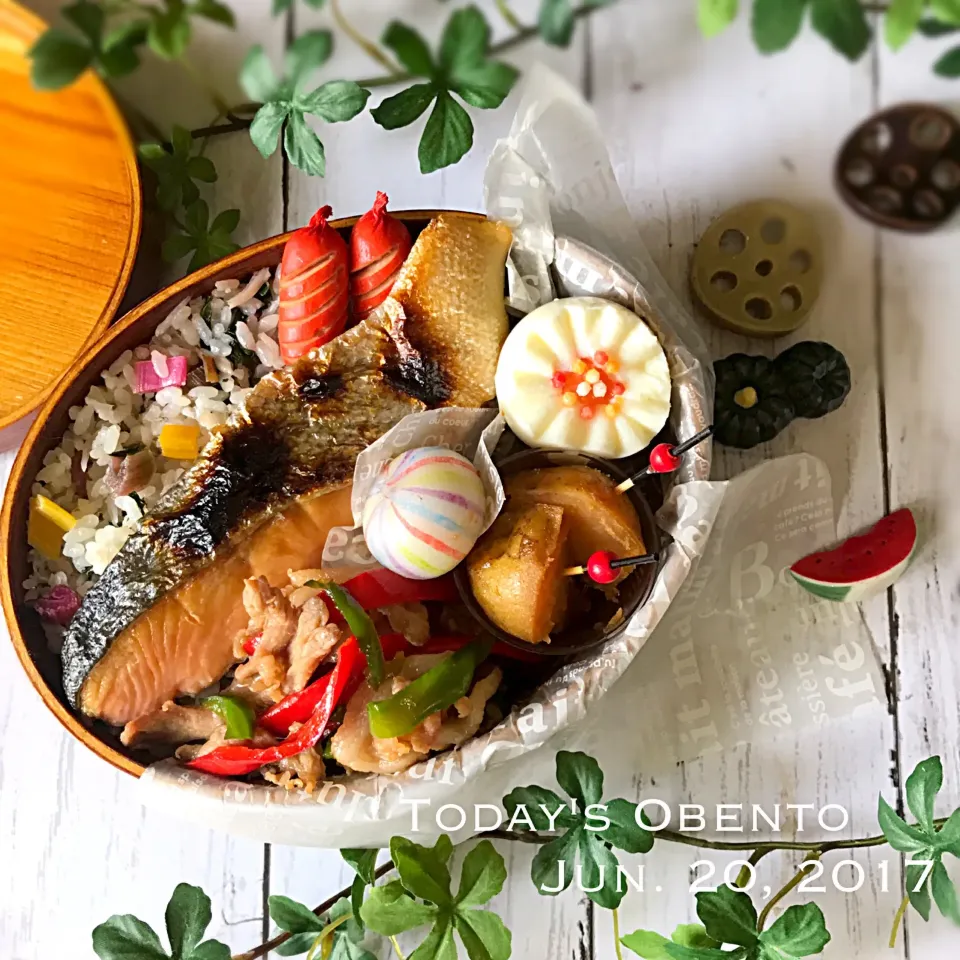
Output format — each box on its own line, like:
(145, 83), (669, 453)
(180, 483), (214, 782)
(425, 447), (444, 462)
(0, 211), (478, 778)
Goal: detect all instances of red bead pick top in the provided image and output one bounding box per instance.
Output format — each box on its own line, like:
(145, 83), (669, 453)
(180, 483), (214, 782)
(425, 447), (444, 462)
(648, 442), (681, 474)
(586, 550), (618, 584)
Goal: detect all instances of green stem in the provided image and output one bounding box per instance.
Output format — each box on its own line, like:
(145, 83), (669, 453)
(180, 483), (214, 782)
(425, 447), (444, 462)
(330, 0), (404, 76)
(230, 861), (394, 960)
(389, 935), (407, 960)
(735, 847), (774, 888)
(756, 852), (822, 932)
(304, 913), (351, 960)
(889, 894), (910, 949)
(495, 0), (526, 31)
(613, 909), (625, 960)
(483, 818), (947, 853)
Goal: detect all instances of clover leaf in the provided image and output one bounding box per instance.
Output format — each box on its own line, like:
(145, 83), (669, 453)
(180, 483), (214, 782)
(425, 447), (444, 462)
(884, 0), (925, 50)
(341, 848), (379, 932)
(92, 884), (230, 960)
(920, 18), (960, 36)
(371, 6), (518, 173)
(621, 924), (725, 960)
(28, 1), (147, 89)
(240, 31), (369, 177)
(931, 0), (960, 24)
(751, 0), (808, 53)
(361, 837), (511, 960)
(538, 0), (612, 46)
(163, 199), (240, 271)
(625, 886), (829, 960)
(878, 756), (960, 926)
(139, 125), (217, 213)
(503, 750), (653, 910)
(698, 0), (739, 39)
(810, 0), (871, 60)
(269, 894), (374, 960)
(934, 46), (960, 76)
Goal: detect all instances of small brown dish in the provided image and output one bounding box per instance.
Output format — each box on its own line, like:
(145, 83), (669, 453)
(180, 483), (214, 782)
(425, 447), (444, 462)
(453, 449), (662, 658)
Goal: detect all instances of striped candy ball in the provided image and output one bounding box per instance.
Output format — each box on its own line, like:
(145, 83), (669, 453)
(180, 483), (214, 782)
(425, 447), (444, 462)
(362, 446), (487, 580)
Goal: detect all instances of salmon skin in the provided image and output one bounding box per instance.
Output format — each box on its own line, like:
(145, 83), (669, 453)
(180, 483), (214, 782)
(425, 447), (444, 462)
(61, 214), (512, 726)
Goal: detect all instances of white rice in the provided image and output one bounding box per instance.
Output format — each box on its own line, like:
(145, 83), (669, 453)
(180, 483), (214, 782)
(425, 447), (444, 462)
(26, 269), (283, 601)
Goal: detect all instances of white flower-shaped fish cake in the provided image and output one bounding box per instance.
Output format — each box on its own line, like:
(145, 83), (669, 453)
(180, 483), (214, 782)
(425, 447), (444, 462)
(495, 297), (672, 459)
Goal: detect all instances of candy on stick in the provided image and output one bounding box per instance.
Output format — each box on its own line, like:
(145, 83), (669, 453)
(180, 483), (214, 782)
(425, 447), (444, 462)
(563, 550), (660, 583)
(614, 426), (714, 494)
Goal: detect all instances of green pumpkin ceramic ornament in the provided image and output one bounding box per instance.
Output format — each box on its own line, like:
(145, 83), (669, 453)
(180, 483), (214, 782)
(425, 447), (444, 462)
(713, 354), (796, 449)
(713, 341), (851, 449)
(775, 341), (851, 419)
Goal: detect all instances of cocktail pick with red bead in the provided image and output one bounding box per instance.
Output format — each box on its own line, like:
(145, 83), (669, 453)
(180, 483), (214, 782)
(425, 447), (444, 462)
(615, 426), (714, 494)
(563, 550), (660, 583)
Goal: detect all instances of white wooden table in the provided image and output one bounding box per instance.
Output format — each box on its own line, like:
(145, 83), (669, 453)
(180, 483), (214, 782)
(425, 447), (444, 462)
(4, 2), (960, 957)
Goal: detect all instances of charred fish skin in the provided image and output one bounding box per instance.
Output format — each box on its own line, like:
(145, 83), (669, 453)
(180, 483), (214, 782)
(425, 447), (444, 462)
(61, 213), (512, 716)
(61, 364), (419, 709)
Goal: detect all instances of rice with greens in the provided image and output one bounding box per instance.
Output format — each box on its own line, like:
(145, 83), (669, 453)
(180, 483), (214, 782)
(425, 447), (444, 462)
(24, 269), (283, 611)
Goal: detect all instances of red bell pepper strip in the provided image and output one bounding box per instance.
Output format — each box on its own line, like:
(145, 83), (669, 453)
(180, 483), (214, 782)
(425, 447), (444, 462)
(187, 640), (362, 778)
(343, 568), (459, 609)
(259, 632), (536, 738)
(258, 633), (406, 737)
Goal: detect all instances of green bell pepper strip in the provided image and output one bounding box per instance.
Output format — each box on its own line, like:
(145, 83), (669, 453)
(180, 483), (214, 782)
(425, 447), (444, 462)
(201, 695), (256, 741)
(306, 580), (385, 687)
(366, 638), (493, 740)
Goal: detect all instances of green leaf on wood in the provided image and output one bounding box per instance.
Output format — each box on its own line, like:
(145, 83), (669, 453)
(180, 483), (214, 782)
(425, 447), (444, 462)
(919, 18), (960, 35)
(556, 750), (604, 807)
(884, 0), (925, 50)
(698, 0), (739, 38)
(284, 112), (326, 176)
(810, 0), (871, 60)
(371, 5), (516, 172)
(382, 21), (435, 76)
(165, 884), (213, 959)
(362, 839), (509, 960)
(285, 29), (334, 85)
(27, 30), (93, 89)
(695, 885), (759, 948)
(751, 0), (809, 53)
(934, 46), (960, 76)
(164, 199), (240, 271)
(907, 857), (935, 921)
(932, 860), (960, 924)
(539, 0), (576, 46)
(419, 90), (474, 173)
(878, 796), (934, 853)
(92, 886), (229, 960)
(597, 798), (654, 854)
(906, 756), (944, 833)
(192, 0), (236, 28)
(92, 915), (169, 960)
(148, 4), (192, 60)
(931, 0), (960, 25)
(759, 902), (831, 957)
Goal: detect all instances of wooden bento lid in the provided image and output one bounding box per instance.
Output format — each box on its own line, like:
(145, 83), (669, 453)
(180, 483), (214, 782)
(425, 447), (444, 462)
(0, 1), (141, 430)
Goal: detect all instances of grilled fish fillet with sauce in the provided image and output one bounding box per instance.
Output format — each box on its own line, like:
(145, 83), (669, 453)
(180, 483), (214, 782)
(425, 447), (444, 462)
(61, 214), (512, 728)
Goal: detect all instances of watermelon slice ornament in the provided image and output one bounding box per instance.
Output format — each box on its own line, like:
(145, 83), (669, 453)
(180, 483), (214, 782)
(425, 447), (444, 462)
(789, 508), (917, 602)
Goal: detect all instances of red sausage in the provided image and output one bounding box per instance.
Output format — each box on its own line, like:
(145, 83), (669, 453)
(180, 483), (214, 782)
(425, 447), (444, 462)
(349, 192), (412, 321)
(278, 205), (349, 364)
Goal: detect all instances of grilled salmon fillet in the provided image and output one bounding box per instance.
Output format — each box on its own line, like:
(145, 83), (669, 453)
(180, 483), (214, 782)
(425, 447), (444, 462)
(62, 214), (512, 726)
